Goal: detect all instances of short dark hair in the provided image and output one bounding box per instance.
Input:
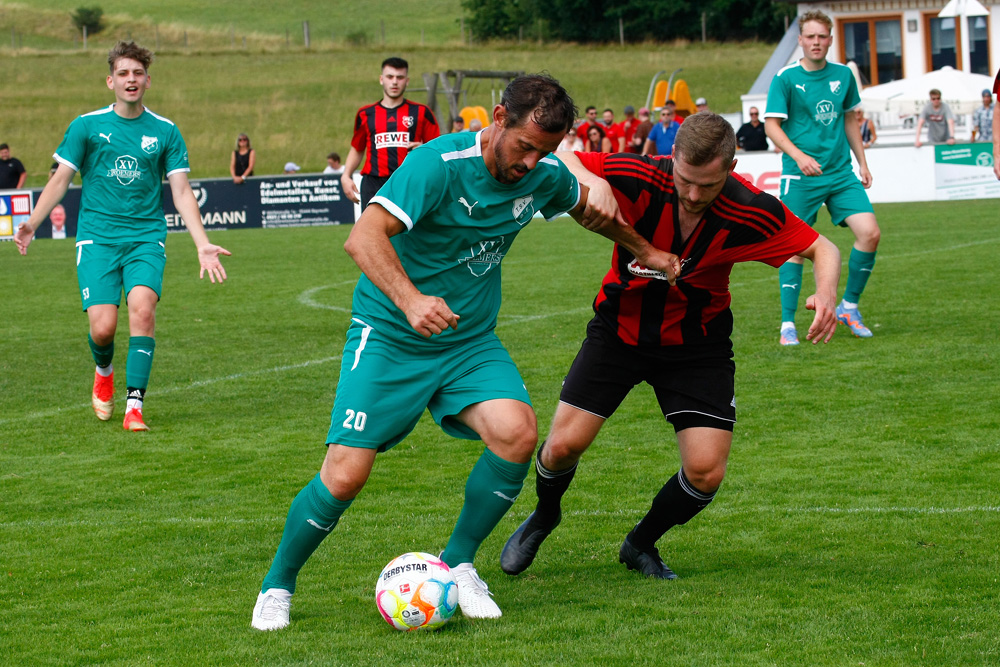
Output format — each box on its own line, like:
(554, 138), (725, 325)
(500, 74), (577, 134)
(108, 41), (153, 73)
(673, 112), (736, 167)
(327, 152), (341, 162)
(603, 108), (613, 114)
(585, 106), (597, 113)
(0, 143), (8, 151)
(381, 57), (408, 71)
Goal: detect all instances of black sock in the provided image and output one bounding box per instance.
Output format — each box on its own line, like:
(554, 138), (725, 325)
(533, 443), (577, 522)
(629, 468), (716, 550)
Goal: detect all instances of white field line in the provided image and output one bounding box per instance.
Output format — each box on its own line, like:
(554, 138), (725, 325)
(0, 356), (341, 426)
(6, 236), (993, 428)
(3, 505), (998, 530)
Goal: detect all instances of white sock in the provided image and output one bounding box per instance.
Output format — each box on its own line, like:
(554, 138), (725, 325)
(780, 321), (796, 332)
(840, 300), (857, 309)
(96, 364), (113, 377)
(126, 398), (143, 412)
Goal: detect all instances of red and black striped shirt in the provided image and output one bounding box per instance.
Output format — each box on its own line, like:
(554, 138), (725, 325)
(576, 151), (818, 347)
(350, 99), (439, 177)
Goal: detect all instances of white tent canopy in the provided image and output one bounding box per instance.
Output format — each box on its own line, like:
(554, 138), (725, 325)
(860, 66), (993, 120)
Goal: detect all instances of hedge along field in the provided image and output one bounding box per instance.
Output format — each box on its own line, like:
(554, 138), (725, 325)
(3, 42), (775, 185)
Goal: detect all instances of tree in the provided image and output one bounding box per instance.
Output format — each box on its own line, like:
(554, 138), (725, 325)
(71, 6), (105, 36)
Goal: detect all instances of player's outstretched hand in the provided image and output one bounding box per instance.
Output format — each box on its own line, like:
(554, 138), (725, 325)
(342, 174), (360, 204)
(804, 294), (837, 344)
(198, 243), (231, 283)
(578, 178), (625, 232)
(404, 294), (459, 338)
(14, 223), (34, 255)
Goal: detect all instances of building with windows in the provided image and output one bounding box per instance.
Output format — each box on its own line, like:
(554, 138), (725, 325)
(742, 1), (998, 119)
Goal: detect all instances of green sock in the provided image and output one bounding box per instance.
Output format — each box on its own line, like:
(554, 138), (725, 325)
(441, 448), (531, 567)
(779, 262), (804, 323)
(125, 336), (156, 390)
(843, 248), (877, 304)
(88, 334), (114, 369)
(262, 473), (353, 594)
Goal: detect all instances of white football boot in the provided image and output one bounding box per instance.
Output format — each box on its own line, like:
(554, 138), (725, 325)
(451, 563), (502, 619)
(251, 588), (292, 631)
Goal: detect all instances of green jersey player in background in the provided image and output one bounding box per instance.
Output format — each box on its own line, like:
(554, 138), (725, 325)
(765, 10), (881, 345)
(15, 41), (230, 432)
(250, 74), (678, 631)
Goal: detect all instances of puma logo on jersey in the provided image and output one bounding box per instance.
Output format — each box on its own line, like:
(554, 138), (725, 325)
(795, 84), (806, 93)
(458, 196), (478, 216)
(99, 133), (113, 143)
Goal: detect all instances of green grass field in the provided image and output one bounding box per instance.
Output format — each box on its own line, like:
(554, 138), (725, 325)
(2, 199), (998, 665)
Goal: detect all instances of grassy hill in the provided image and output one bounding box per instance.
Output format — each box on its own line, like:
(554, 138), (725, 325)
(2, 3), (775, 184)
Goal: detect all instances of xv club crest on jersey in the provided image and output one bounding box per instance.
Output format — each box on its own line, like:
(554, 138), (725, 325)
(814, 100), (837, 126)
(108, 155), (142, 185)
(459, 237), (507, 277)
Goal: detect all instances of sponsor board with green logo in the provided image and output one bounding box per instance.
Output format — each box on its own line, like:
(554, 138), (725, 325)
(934, 143), (1000, 200)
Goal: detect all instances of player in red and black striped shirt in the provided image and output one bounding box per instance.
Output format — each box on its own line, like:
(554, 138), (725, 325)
(502, 113), (841, 580)
(341, 57), (440, 210)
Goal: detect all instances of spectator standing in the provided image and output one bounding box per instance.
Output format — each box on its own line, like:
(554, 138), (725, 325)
(735, 107), (768, 151)
(618, 105), (641, 154)
(0, 143), (27, 189)
(451, 116), (465, 133)
(468, 118), (483, 133)
(695, 97), (710, 113)
(323, 152), (344, 175)
(342, 57), (440, 210)
(230, 133), (256, 185)
(584, 124), (612, 153)
(631, 107), (653, 153)
(643, 106), (681, 156)
(858, 110), (877, 148)
(602, 109), (625, 152)
(971, 89), (993, 142)
(575, 106), (601, 143)
(558, 128), (583, 153)
(284, 162), (300, 174)
(914, 89), (955, 147)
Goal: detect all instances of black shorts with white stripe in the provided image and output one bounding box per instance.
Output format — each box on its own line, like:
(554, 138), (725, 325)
(559, 317), (736, 433)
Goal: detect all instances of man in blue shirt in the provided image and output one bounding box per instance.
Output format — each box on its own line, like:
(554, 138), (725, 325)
(643, 105), (681, 156)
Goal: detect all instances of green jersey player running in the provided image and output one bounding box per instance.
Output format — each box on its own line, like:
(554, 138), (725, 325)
(250, 74), (679, 630)
(15, 41), (230, 431)
(765, 10), (881, 344)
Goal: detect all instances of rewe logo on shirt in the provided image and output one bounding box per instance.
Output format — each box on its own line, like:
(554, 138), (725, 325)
(107, 155), (142, 185)
(374, 132), (410, 149)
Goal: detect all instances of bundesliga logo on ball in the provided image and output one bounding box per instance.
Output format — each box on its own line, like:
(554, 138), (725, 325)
(375, 552), (458, 631)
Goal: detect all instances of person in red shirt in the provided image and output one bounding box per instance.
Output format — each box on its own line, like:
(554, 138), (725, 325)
(602, 108), (625, 152)
(575, 106), (601, 143)
(501, 113), (840, 580)
(618, 105), (641, 153)
(342, 57), (440, 210)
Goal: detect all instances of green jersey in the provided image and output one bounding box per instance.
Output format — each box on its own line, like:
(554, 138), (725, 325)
(765, 61), (861, 178)
(54, 105), (190, 244)
(353, 130), (580, 347)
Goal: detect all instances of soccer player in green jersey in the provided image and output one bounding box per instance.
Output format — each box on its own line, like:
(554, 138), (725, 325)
(765, 10), (881, 344)
(250, 74), (678, 630)
(14, 41), (230, 431)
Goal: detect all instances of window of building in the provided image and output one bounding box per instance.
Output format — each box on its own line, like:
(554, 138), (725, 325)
(925, 14), (960, 70)
(840, 17), (903, 86)
(967, 15), (990, 75)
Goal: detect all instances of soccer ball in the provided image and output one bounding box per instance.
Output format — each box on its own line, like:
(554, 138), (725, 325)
(375, 552), (459, 631)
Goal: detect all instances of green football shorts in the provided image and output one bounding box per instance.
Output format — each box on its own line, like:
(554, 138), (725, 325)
(779, 170), (874, 227)
(75, 241), (166, 311)
(326, 318), (532, 451)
